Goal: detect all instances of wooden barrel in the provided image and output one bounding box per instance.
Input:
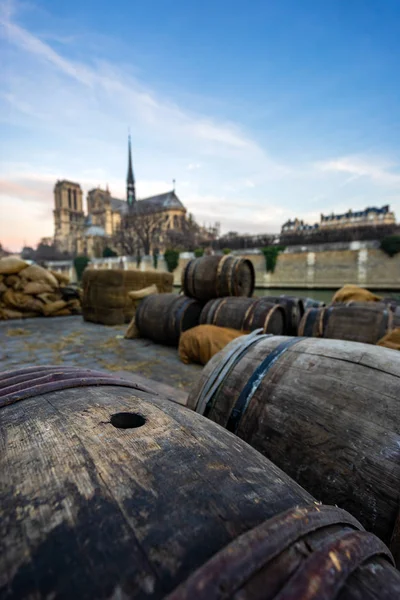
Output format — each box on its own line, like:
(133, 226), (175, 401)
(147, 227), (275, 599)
(135, 293), (203, 345)
(182, 255), (255, 301)
(261, 295), (304, 335)
(200, 297), (286, 334)
(298, 302), (400, 344)
(188, 334), (400, 564)
(1, 366), (399, 599)
(301, 296), (326, 310)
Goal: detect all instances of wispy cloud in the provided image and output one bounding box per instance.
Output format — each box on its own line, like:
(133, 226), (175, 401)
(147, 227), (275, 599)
(316, 155), (400, 186)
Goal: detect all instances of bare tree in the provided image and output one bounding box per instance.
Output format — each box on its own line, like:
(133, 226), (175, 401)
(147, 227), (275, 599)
(114, 205), (166, 256)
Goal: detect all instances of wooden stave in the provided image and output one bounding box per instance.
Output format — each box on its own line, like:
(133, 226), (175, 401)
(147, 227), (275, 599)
(188, 334), (400, 558)
(135, 294), (202, 345)
(0, 379), (399, 599)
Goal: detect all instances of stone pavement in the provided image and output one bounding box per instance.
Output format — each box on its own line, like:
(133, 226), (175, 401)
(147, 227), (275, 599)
(0, 316), (202, 395)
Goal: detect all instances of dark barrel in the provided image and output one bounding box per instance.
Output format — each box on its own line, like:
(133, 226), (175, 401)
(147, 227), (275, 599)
(182, 255), (255, 301)
(188, 334), (400, 564)
(301, 296), (326, 310)
(298, 302), (400, 344)
(200, 297), (286, 335)
(135, 293), (203, 345)
(261, 295), (305, 335)
(1, 366), (400, 599)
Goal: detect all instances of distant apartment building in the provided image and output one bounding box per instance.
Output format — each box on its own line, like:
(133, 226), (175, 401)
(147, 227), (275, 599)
(281, 205), (396, 235)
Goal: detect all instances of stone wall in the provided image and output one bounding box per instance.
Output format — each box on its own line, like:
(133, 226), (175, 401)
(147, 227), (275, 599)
(48, 248), (400, 290)
(239, 248), (400, 289)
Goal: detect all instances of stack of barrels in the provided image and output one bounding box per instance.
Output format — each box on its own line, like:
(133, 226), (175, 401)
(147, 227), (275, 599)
(1, 364), (400, 598)
(136, 255), (258, 344)
(181, 255), (305, 336)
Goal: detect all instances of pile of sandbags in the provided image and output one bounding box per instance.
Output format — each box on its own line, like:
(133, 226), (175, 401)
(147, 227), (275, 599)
(82, 269), (174, 325)
(0, 257), (81, 320)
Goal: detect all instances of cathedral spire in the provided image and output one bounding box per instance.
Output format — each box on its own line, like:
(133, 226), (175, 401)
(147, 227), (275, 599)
(127, 134), (136, 207)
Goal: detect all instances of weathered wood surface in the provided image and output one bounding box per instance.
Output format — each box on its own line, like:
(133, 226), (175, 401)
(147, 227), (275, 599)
(298, 302), (400, 344)
(189, 335), (400, 562)
(200, 297), (286, 335)
(182, 255), (255, 301)
(1, 380), (399, 599)
(135, 293), (203, 346)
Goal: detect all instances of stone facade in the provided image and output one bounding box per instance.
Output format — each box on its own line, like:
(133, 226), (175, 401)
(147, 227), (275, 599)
(53, 180), (85, 255)
(282, 205), (396, 235)
(53, 138), (187, 257)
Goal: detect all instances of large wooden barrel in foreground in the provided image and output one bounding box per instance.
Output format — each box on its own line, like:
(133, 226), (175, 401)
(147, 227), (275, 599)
(1, 366), (399, 599)
(200, 297), (286, 334)
(188, 334), (400, 563)
(135, 293), (203, 345)
(299, 302), (400, 344)
(182, 255), (255, 301)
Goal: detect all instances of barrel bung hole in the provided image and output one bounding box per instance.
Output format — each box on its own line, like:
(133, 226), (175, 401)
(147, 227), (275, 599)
(110, 412), (146, 429)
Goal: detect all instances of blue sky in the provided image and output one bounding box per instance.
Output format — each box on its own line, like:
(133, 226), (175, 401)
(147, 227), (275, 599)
(1, 0), (400, 251)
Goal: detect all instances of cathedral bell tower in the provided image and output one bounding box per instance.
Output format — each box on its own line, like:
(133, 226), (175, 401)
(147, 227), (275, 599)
(127, 134), (136, 208)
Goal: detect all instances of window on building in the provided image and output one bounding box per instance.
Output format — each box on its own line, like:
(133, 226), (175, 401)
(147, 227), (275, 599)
(68, 189), (71, 208)
(73, 189), (77, 210)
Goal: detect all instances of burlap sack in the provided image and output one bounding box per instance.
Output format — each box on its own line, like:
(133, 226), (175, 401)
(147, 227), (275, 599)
(3, 289), (44, 314)
(37, 292), (59, 305)
(0, 257), (28, 275)
(50, 270), (70, 285)
(5, 275), (23, 290)
(51, 308), (72, 317)
(66, 299), (81, 314)
(0, 307), (24, 320)
(377, 328), (400, 350)
(22, 281), (54, 295)
(19, 264), (58, 288)
(42, 300), (67, 316)
(0, 281), (7, 294)
(332, 284), (382, 304)
(82, 269), (173, 325)
(128, 284), (158, 300)
(179, 325), (247, 365)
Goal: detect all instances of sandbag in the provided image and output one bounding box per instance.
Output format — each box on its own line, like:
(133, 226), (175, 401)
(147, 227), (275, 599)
(50, 270), (70, 285)
(51, 308), (72, 317)
(42, 300), (67, 316)
(37, 292), (59, 305)
(66, 299), (81, 313)
(179, 325), (247, 365)
(3, 289), (44, 314)
(5, 275), (22, 290)
(0, 308), (38, 320)
(0, 281), (7, 294)
(22, 281), (54, 295)
(377, 328), (400, 350)
(332, 284), (382, 303)
(0, 256), (27, 275)
(19, 264), (58, 288)
(128, 284), (158, 300)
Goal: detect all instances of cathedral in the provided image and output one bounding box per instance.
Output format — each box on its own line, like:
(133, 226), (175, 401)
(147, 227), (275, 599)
(53, 137), (187, 257)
